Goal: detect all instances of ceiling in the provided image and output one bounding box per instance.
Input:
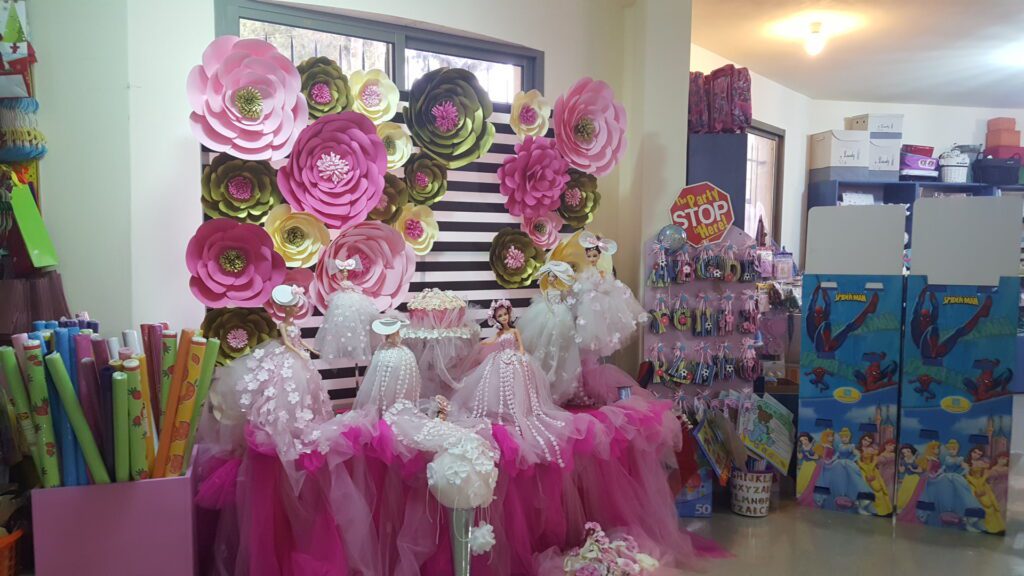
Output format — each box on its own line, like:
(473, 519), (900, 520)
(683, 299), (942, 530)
(692, 0), (1024, 108)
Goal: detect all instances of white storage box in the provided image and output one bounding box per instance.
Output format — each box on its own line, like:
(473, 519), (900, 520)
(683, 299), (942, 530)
(809, 130), (869, 170)
(868, 138), (901, 171)
(845, 113), (904, 134)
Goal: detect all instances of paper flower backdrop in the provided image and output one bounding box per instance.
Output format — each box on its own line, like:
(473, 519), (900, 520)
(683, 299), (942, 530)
(349, 69), (399, 124)
(201, 307), (277, 365)
(201, 154), (282, 223)
(404, 153), (448, 205)
(313, 221), (416, 312)
(378, 121), (412, 170)
(263, 268), (314, 323)
(521, 211), (564, 250)
(187, 36), (307, 161)
(394, 204), (439, 255)
(497, 136), (569, 218)
(489, 228), (544, 289)
(558, 169), (601, 229)
(510, 90), (551, 141)
(297, 56), (352, 120)
(186, 218), (286, 308)
(553, 77), (627, 177)
(404, 67), (495, 169)
(369, 173), (410, 225)
(276, 111), (387, 230)
(263, 204), (330, 268)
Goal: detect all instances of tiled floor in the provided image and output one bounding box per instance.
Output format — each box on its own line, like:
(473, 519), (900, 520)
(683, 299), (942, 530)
(686, 458), (1024, 575)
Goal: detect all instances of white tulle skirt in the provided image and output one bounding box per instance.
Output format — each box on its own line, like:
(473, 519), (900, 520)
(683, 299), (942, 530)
(518, 296), (582, 405)
(352, 344), (422, 419)
(574, 272), (648, 357)
(315, 290), (380, 364)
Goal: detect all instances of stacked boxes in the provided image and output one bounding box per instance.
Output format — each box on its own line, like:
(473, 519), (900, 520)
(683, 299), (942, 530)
(808, 130), (869, 183)
(847, 114), (904, 182)
(983, 117), (1024, 185)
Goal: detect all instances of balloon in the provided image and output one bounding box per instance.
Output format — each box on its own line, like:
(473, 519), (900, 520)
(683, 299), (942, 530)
(656, 225), (686, 251)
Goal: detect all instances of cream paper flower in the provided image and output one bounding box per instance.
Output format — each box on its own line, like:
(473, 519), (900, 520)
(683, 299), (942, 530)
(349, 69), (400, 124)
(378, 121), (413, 170)
(509, 89), (551, 140)
(393, 203), (439, 255)
(264, 204), (330, 268)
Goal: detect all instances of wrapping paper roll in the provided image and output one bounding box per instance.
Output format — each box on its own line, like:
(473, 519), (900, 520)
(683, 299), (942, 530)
(97, 366), (116, 475)
(66, 327), (88, 486)
(0, 347), (40, 476)
(134, 355), (156, 470)
(22, 340), (59, 487)
(142, 324), (164, 428)
(165, 337), (206, 477)
(118, 348), (133, 361)
(184, 338), (219, 469)
(153, 329), (193, 478)
(78, 358), (104, 463)
(112, 371), (129, 482)
(122, 360), (150, 480)
(122, 330), (141, 356)
(45, 353), (110, 484)
(51, 330), (79, 486)
(105, 337), (120, 362)
(91, 335), (110, 367)
(159, 331), (177, 424)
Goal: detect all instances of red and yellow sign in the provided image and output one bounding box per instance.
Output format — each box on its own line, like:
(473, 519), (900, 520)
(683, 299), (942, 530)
(669, 182), (734, 246)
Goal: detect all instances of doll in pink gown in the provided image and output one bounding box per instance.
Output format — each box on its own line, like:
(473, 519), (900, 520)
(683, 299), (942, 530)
(315, 257), (380, 365)
(451, 300), (574, 466)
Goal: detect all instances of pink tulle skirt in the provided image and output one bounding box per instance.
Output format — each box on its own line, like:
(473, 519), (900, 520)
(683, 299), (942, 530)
(195, 399), (724, 575)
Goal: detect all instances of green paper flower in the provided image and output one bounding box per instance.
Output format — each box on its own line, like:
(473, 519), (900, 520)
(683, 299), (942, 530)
(201, 307), (277, 365)
(404, 153), (448, 205)
(201, 154), (283, 223)
(297, 56), (352, 120)
(558, 169), (601, 229)
(489, 228), (544, 289)
(403, 67), (495, 169)
(369, 173), (410, 225)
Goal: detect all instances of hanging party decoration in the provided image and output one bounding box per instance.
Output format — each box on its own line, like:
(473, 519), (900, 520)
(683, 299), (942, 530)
(393, 204), (439, 255)
(404, 152), (448, 205)
(297, 56), (353, 120)
(489, 227), (544, 289)
(276, 111), (387, 230)
(312, 221), (416, 312)
(377, 121), (413, 170)
(558, 168), (600, 229)
(185, 218), (286, 308)
(368, 173), (410, 225)
(553, 77), (627, 177)
(521, 211), (564, 250)
(263, 204), (330, 268)
(669, 182), (734, 247)
(187, 36), (308, 161)
(403, 67), (495, 169)
(201, 154), (282, 223)
(497, 136), (570, 218)
(200, 307), (276, 365)
(349, 69), (400, 125)
(509, 89), (550, 140)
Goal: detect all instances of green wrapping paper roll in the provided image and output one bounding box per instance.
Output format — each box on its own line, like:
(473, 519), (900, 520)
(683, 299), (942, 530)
(184, 338), (220, 469)
(0, 347), (39, 472)
(122, 359), (150, 480)
(159, 331), (177, 424)
(22, 341), (60, 487)
(45, 353), (110, 485)
(112, 371), (130, 482)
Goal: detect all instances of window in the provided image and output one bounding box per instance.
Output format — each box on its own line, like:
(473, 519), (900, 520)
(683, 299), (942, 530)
(218, 0), (543, 102)
(743, 122), (785, 244)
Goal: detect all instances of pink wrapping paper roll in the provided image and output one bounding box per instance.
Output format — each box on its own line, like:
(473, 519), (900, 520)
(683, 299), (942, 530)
(91, 335), (110, 367)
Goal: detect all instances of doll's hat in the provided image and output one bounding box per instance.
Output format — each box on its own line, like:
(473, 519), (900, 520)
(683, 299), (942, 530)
(372, 317), (408, 335)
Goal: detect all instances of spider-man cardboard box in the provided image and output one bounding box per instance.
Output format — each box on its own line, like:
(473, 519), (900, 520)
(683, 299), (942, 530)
(797, 274), (903, 517)
(895, 275), (1016, 535)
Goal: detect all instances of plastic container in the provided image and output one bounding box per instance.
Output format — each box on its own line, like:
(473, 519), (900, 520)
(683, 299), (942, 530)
(900, 152), (938, 171)
(0, 530), (21, 576)
(901, 144), (934, 157)
(730, 469), (773, 517)
(973, 155), (1022, 185)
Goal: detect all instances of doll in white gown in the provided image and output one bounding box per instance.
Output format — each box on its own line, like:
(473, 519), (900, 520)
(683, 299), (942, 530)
(451, 300), (574, 466)
(352, 318), (422, 419)
(518, 261), (583, 405)
(573, 232), (648, 357)
(315, 257), (380, 364)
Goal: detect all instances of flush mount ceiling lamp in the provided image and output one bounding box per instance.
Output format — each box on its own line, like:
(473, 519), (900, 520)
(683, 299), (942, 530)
(805, 22), (826, 56)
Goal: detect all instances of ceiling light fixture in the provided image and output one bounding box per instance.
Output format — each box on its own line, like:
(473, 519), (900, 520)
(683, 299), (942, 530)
(805, 22), (826, 56)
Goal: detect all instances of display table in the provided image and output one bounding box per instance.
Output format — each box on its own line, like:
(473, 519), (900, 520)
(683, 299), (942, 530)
(194, 398), (722, 576)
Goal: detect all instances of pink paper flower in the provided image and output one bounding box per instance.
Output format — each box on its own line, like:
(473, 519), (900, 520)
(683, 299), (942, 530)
(521, 211), (564, 249)
(497, 136), (570, 218)
(263, 268), (314, 323)
(185, 218), (286, 308)
(312, 221), (415, 312)
(553, 78), (627, 177)
(277, 111), (387, 230)
(186, 36), (308, 161)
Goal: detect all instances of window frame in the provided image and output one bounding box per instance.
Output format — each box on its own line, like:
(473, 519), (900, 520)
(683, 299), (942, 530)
(746, 120), (785, 246)
(215, 0), (545, 95)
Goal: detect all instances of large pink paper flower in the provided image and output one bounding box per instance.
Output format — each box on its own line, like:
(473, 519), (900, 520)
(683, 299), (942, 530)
(553, 78), (627, 177)
(186, 218), (286, 308)
(264, 268), (314, 323)
(521, 211), (564, 249)
(276, 111), (387, 230)
(497, 136), (570, 218)
(312, 221), (415, 312)
(186, 36), (308, 161)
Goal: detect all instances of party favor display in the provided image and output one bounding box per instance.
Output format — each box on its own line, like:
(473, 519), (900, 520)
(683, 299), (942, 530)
(797, 274), (902, 516)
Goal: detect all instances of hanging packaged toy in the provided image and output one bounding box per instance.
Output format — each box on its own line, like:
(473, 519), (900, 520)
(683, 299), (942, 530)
(668, 342), (693, 386)
(693, 342), (715, 387)
(648, 293), (670, 335)
(675, 246), (695, 284)
(755, 247), (774, 280)
(737, 337), (761, 381)
(695, 245), (722, 280)
(693, 292), (718, 337)
(648, 343), (669, 386)
(740, 246), (758, 283)
(773, 247), (794, 280)
(671, 291), (691, 331)
(647, 242), (671, 287)
(719, 291), (735, 336)
(720, 243), (742, 282)
(739, 289), (759, 334)
(715, 343), (735, 382)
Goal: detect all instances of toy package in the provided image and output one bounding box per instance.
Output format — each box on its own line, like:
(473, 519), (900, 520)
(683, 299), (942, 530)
(895, 276), (1017, 535)
(797, 274), (903, 517)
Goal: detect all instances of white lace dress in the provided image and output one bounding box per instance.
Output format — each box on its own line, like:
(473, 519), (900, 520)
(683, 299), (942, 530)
(518, 289), (582, 405)
(315, 280), (380, 364)
(353, 343), (422, 419)
(573, 267), (648, 357)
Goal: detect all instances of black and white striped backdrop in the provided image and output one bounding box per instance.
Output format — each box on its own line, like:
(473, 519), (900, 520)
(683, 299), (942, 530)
(203, 93), (565, 407)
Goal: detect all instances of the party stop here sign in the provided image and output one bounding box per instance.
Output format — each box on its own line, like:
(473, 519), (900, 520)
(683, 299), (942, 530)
(669, 182), (734, 246)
